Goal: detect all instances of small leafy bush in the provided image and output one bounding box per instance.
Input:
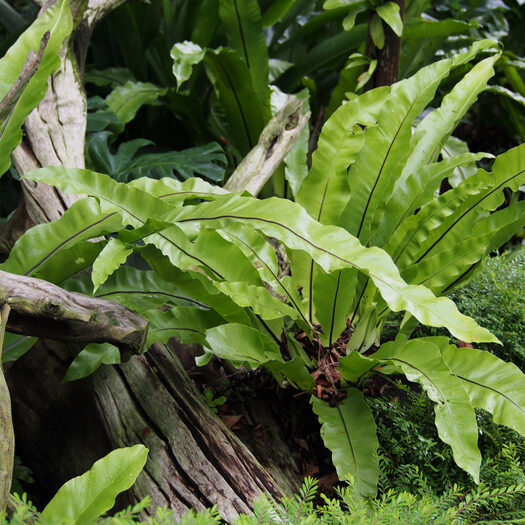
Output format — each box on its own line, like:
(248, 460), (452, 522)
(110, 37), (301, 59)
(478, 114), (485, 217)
(6, 476), (525, 525)
(449, 249), (525, 369)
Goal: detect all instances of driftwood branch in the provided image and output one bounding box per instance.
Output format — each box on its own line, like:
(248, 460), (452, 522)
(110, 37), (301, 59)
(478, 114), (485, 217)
(225, 97), (310, 196)
(0, 303), (14, 512)
(0, 32), (50, 126)
(0, 270), (149, 358)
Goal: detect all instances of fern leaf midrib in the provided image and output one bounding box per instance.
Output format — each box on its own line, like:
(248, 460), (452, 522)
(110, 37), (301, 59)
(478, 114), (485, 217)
(414, 168), (525, 264)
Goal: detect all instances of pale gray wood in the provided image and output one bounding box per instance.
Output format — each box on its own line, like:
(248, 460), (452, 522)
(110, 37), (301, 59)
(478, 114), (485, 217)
(0, 270), (148, 357)
(225, 97), (310, 196)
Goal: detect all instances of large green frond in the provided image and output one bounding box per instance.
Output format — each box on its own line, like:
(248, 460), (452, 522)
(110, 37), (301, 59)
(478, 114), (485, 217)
(311, 390), (379, 496)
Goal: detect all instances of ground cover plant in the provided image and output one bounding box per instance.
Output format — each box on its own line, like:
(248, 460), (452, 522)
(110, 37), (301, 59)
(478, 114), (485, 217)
(0, 0), (525, 519)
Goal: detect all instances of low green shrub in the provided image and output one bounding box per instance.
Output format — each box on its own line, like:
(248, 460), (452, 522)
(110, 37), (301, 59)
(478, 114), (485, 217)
(449, 248), (525, 369)
(5, 476), (525, 524)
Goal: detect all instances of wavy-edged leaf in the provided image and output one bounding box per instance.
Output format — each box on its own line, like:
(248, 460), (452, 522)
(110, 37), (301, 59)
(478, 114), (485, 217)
(339, 351), (377, 383)
(204, 47), (265, 154)
(401, 50), (499, 181)
(145, 306), (224, 346)
(42, 445), (148, 525)
(311, 390), (379, 496)
(170, 40), (206, 90)
(267, 357), (314, 390)
(402, 200), (525, 294)
(129, 174), (230, 202)
(63, 343), (121, 383)
(105, 81), (167, 125)
(173, 194), (498, 343)
(33, 241), (106, 285)
(0, 0), (72, 175)
(219, 0), (268, 112)
(139, 245), (251, 325)
(386, 176), (491, 269)
(66, 266), (209, 314)
(218, 224), (308, 324)
(296, 86), (390, 226)
(313, 267), (358, 347)
(25, 168), (498, 344)
(92, 238), (133, 292)
(0, 198), (122, 278)
(1, 333), (37, 363)
(215, 281), (298, 320)
(442, 345), (525, 437)
(373, 152), (492, 248)
(375, 339), (481, 481)
(376, 2), (403, 37)
(204, 323), (281, 368)
(340, 44), (496, 245)
(409, 144), (525, 265)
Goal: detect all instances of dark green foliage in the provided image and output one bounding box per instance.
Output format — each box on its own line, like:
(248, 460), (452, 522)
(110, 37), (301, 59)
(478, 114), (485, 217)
(372, 249), (525, 516)
(86, 131), (226, 183)
(407, 248), (525, 368)
(450, 249), (525, 369)
(370, 385), (525, 493)
(5, 476), (525, 524)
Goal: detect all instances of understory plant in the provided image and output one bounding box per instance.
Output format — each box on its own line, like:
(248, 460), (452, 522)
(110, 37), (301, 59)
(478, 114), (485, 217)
(2, 446), (147, 525)
(6, 476), (525, 524)
(3, 36), (525, 498)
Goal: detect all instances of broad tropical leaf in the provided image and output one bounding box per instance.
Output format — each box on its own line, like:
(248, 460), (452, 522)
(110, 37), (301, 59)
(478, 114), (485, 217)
(218, 0), (269, 111)
(204, 323), (281, 368)
(375, 339), (481, 481)
(408, 144), (525, 266)
(63, 343), (121, 383)
(313, 267), (358, 346)
(139, 245), (251, 325)
(87, 132), (226, 182)
(0, 0), (72, 176)
(105, 81), (167, 125)
(373, 152), (492, 249)
(145, 306), (223, 346)
(442, 345), (525, 437)
(204, 47), (265, 155)
(173, 195), (498, 343)
(296, 86), (390, 226)
(92, 238), (133, 292)
(24, 167), (499, 344)
(402, 52), (499, 178)
(0, 198), (122, 278)
(311, 390), (379, 496)
(340, 42), (498, 245)
(41, 445), (148, 525)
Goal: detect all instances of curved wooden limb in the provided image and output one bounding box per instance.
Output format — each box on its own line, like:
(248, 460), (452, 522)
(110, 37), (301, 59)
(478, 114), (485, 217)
(225, 97), (310, 196)
(0, 270), (149, 358)
(0, 304), (14, 512)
